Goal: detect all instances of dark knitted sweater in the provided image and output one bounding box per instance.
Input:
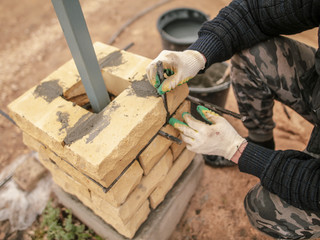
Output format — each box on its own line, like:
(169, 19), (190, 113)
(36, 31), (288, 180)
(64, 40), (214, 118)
(189, 0), (320, 211)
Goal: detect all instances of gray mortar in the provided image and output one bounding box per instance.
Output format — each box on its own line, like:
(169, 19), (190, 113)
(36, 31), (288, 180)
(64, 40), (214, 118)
(56, 111), (70, 131)
(63, 101), (120, 145)
(99, 51), (127, 68)
(130, 79), (158, 98)
(33, 79), (63, 102)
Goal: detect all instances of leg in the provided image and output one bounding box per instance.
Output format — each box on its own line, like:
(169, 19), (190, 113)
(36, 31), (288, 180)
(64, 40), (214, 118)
(244, 184), (320, 239)
(231, 37), (316, 142)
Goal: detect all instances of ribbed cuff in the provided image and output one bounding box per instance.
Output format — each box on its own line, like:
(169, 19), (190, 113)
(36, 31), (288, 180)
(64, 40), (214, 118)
(188, 33), (225, 70)
(238, 142), (275, 178)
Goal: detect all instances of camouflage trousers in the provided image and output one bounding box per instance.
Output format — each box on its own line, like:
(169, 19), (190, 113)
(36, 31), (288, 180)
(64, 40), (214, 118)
(244, 184), (320, 239)
(231, 36), (316, 142)
(231, 37), (320, 239)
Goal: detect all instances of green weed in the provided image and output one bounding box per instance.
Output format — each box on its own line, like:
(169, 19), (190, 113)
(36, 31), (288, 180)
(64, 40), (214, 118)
(34, 201), (103, 240)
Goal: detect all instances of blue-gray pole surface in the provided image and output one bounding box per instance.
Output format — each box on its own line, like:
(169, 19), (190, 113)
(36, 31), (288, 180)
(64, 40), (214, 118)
(52, 0), (110, 112)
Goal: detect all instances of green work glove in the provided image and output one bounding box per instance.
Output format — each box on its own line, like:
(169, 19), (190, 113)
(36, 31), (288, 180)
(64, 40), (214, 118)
(146, 50), (206, 95)
(169, 106), (246, 160)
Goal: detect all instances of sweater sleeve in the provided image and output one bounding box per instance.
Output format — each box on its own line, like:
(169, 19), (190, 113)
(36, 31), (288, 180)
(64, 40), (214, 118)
(188, 0), (320, 69)
(238, 142), (320, 211)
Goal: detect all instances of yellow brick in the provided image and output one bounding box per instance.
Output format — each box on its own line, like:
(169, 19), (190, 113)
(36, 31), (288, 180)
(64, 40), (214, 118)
(22, 132), (44, 152)
(8, 42), (167, 188)
(166, 84), (189, 115)
(161, 124), (179, 138)
(173, 100), (191, 121)
(38, 143), (142, 207)
(119, 149), (173, 223)
(39, 153), (149, 238)
(139, 124), (178, 175)
(149, 149), (196, 209)
(101, 201), (150, 239)
(170, 135), (187, 161)
(105, 160), (143, 207)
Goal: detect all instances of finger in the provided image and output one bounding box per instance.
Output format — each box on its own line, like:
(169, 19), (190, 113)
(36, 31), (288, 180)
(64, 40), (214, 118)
(169, 118), (197, 138)
(196, 105), (221, 124)
(146, 63), (159, 88)
(182, 112), (209, 130)
(157, 75), (176, 95)
(178, 76), (193, 86)
(181, 133), (194, 145)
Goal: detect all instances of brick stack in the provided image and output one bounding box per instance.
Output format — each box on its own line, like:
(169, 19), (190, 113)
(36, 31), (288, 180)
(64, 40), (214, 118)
(8, 42), (196, 239)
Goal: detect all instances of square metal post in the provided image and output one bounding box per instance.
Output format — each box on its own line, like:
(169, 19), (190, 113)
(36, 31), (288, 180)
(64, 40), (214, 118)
(52, 0), (110, 112)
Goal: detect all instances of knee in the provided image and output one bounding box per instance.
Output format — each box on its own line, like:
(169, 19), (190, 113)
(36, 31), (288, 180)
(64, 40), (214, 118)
(244, 185), (293, 239)
(243, 184), (316, 239)
(244, 184), (278, 227)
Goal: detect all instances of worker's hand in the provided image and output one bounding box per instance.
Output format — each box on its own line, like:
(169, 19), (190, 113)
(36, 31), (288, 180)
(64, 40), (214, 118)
(146, 50), (206, 95)
(169, 105), (246, 160)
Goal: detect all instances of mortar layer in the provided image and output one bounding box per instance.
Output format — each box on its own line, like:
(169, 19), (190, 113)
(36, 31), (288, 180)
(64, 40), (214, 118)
(33, 79), (63, 103)
(130, 79), (158, 98)
(56, 111), (70, 131)
(99, 51), (127, 68)
(64, 101), (120, 145)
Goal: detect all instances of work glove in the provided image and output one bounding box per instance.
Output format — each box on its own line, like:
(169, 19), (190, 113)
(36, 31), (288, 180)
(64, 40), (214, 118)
(169, 105), (246, 160)
(146, 50), (206, 95)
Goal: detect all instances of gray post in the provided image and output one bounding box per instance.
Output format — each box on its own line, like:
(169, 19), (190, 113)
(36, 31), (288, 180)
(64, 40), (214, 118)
(52, 0), (110, 113)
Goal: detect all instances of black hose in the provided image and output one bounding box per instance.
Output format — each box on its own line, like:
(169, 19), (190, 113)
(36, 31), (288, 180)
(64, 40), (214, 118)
(0, 109), (16, 125)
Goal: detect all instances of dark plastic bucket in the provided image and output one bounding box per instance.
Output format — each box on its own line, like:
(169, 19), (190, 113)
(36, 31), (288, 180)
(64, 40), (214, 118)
(157, 8), (230, 118)
(157, 8), (209, 51)
(188, 62), (231, 121)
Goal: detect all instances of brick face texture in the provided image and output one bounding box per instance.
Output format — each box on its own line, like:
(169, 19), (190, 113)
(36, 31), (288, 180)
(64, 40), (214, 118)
(8, 42), (195, 239)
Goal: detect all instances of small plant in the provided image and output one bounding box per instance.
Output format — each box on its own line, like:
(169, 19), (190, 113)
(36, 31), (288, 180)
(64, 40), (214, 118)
(34, 200), (103, 240)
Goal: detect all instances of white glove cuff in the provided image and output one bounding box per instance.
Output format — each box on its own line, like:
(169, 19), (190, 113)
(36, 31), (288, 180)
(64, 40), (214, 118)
(183, 50), (206, 72)
(224, 138), (247, 160)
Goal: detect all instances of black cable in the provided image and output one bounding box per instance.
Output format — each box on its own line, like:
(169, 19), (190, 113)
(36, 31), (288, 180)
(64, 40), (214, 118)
(0, 109), (16, 125)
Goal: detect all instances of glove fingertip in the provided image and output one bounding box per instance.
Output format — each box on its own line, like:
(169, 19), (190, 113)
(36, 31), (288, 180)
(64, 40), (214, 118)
(196, 105), (217, 124)
(182, 112), (190, 118)
(157, 82), (171, 95)
(169, 117), (187, 128)
(154, 74), (161, 88)
(157, 87), (166, 95)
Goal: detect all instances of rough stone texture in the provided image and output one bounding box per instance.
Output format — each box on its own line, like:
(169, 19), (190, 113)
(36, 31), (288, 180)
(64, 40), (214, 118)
(38, 145), (172, 224)
(172, 100), (191, 121)
(52, 154), (204, 240)
(7, 43), (170, 188)
(166, 84), (190, 115)
(119, 149), (173, 223)
(39, 152), (150, 239)
(138, 100), (189, 175)
(139, 124), (178, 175)
(8, 42), (192, 238)
(22, 132), (44, 152)
(38, 143), (142, 207)
(13, 155), (47, 191)
(149, 149), (196, 209)
(104, 160), (144, 207)
(171, 136), (186, 161)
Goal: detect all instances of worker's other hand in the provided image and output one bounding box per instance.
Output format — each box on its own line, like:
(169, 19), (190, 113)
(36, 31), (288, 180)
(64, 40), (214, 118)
(146, 50), (206, 95)
(169, 106), (245, 160)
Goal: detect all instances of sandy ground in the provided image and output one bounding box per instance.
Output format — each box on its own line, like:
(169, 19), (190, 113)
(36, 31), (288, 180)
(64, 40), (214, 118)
(0, 0), (318, 239)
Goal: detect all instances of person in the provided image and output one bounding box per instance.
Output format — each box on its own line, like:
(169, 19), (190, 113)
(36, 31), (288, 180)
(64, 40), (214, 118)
(146, 0), (320, 239)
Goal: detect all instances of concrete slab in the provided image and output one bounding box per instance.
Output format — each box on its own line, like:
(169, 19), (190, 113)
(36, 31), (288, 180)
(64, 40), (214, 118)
(53, 154), (204, 240)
